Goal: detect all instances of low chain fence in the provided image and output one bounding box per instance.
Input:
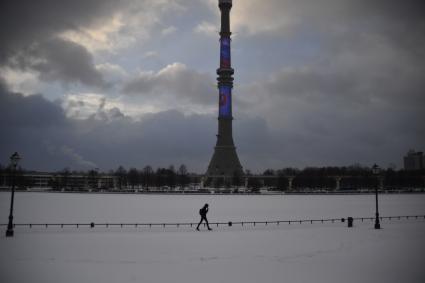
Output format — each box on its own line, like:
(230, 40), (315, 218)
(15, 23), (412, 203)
(1, 215), (424, 230)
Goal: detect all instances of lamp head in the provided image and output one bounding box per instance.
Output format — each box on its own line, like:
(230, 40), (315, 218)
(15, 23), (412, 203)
(219, 0), (232, 8)
(10, 152), (21, 167)
(372, 164), (380, 175)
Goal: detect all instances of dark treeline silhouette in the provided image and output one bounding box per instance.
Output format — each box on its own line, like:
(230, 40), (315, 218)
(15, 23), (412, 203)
(0, 163), (424, 191)
(0, 163), (194, 191)
(246, 165), (425, 191)
(0, 164), (26, 188)
(119, 164), (191, 190)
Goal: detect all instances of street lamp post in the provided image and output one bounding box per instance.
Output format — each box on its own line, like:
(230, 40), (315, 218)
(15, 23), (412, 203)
(5, 152), (21, 237)
(372, 164), (381, 229)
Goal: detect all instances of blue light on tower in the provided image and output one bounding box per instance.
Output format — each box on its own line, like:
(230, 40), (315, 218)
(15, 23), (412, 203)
(219, 85), (231, 117)
(220, 37), (231, 68)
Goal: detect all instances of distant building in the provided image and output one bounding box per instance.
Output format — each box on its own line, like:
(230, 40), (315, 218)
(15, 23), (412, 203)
(404, 150), (425, 170)
(0, 171), (116, 190)
(24, 172), (52, 188)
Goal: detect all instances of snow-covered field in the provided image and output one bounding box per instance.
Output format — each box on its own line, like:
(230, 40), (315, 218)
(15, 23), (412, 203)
(1, 192), (425, 283)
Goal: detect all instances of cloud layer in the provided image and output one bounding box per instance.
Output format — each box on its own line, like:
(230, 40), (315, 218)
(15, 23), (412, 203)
(1, 0), (424, 172)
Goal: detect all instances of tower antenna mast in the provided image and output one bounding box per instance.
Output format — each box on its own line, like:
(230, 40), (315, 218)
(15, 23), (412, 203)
(205, 0), (243, 185)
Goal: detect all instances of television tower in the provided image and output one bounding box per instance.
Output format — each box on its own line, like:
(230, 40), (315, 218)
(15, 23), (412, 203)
(205, 0), (243, 183)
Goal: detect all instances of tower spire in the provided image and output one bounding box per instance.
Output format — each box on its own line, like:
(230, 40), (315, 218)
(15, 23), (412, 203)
(205, 0), (243, 185)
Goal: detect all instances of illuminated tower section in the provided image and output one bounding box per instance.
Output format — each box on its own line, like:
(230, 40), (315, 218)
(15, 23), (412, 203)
(206, 0), (243, 181)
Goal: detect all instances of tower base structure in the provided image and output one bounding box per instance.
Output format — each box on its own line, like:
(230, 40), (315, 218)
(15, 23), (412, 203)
(205, 145), (244, 187)
(205, 116), (244, 187)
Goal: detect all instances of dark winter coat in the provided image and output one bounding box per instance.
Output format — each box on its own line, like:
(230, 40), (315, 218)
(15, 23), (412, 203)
(199, 206), (208, 217)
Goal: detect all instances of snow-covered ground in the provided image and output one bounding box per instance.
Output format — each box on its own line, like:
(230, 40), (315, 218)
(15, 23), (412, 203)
(1, 192), (425, 283)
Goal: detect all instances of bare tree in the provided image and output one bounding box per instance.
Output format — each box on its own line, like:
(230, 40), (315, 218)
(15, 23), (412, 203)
(87, 169), (99, 190)
(178, 164), (189, 188)
(128, 168), (139, 190)
(142, 166), (153, 190)
(59, 167), (70, 189)
(115, 166), (127, 190)
(166, 165), (176, 188)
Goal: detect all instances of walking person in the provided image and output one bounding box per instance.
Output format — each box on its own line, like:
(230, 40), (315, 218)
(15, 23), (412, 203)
(196, 203), (212, 231)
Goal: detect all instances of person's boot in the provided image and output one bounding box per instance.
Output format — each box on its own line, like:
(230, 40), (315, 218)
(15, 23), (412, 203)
(208, 227), (212, 231)
(196, 227), (200, 231)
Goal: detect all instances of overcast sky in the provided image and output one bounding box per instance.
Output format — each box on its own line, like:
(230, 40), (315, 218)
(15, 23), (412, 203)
(0, 0), (424, 173)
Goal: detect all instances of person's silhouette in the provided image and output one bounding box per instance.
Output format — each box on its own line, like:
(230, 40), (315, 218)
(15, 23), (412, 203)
(196, 203), (212, 231)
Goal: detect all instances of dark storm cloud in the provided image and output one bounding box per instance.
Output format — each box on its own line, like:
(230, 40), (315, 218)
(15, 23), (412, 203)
(237, 41), (425, 168)
(344, 0), (425, 26)
(230, 0), (425, 169)
(0, 80), (72, 169)
(0, 79), (276, 172)
(243, 65), (424, 168)
(0, 80), (215, 172)
(0, 80), (65, 128)
(0, 0), (121, 62)
(26, 38), (105, 87)
(0, 0), (124, 86)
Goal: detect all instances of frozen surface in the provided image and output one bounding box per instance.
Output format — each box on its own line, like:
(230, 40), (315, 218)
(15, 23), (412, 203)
(2, 192), (425, 223)
(1, 193), (425, 283)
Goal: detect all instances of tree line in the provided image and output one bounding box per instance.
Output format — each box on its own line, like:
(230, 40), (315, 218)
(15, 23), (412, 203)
(0, 164), (195, 190)
(0, 163), (424, 190)
(111, 165), (193, 190)
(247, 166), (425, 190)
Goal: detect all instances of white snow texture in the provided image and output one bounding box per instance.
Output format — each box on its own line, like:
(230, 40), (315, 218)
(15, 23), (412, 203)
(1, 192), (425, 283)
